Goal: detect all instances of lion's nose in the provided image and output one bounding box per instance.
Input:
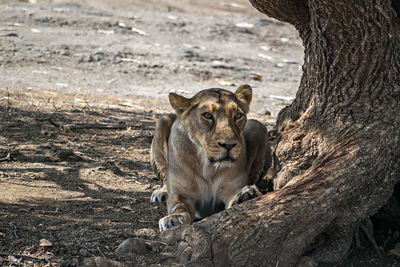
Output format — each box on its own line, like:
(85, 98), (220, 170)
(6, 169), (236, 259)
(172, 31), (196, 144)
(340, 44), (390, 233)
(218, 142), (237, 151)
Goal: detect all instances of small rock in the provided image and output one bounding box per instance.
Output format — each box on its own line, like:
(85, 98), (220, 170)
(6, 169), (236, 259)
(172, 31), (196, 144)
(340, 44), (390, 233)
(260, 45), (271, 51)
(39, 238), (53, 247)
(250, 73), (262, 81)
(57, 149), (82, 161)
(235, 22), (254, 28)
(115, 238), (151, 256)
(218, 80), (235, 86)
(263, 110), (271, 116)
(131, 27), (148, 36)
(80, 248), (88, 257)
(275, 62), (286, 68)
(258, 53), (273, 61)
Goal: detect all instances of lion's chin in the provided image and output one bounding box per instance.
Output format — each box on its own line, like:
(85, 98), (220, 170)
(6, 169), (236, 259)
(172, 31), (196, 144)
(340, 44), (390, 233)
(208, 154), (235, 164)
(208, 157), (234, 169)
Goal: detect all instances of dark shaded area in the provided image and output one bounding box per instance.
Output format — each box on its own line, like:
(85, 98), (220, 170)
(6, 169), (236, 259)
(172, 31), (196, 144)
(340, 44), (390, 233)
(0, 93), (169, 266)
(392, 0), (400, 18)
(371, 182), (400, 249)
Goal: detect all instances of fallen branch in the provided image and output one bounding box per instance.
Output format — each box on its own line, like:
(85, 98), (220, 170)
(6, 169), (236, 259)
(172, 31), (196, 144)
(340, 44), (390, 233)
(0, 153), (11, 162)
(63, 123), (127, 130)
(37, 117), (127, 130)
(97, 246), (106, 257)
(37, 117), (60, 128)
(0, 253), (48, 263)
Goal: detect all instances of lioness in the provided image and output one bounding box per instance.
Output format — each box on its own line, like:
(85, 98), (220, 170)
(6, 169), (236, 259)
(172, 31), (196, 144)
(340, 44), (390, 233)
(150, 85), (271, 231)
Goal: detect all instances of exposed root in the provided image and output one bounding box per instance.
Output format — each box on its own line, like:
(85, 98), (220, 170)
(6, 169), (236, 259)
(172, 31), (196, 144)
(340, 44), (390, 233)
(355, 218), (382, 257)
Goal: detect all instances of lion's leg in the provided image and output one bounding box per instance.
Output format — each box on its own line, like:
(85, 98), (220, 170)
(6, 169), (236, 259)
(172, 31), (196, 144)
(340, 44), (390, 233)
(159, 193), (195, 231)
(224, 120), (272, 209)
(150, 113), (176, 203)
(150, 184), (168, 202)
(243, 119), (272, 185)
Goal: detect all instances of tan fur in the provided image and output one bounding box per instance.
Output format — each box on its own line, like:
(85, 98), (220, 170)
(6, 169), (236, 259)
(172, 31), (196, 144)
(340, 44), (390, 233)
(150, 85), (272, 231)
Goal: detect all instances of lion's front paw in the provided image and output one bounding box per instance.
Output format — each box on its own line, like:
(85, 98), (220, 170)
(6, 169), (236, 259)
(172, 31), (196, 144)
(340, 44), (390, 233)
(150, 187), (168, 202)
(227, 185), (261, 208)
(159, 213), (190, 232)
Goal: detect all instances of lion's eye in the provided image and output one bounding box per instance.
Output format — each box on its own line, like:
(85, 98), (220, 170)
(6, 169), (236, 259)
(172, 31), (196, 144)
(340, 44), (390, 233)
(203, 112), (213, 120)
(234, 113), (243, 120)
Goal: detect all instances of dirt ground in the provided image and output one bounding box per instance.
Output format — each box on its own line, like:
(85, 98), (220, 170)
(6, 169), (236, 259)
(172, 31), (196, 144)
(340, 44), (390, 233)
(0, 0), (303, 116)
(0, 0), (399, 266)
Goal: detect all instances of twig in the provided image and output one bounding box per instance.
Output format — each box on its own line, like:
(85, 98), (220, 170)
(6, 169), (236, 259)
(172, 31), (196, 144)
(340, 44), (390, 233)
(13, 226), (19, 239)
(0, 153), (11, 162)
(37, 117), (60, 128)
(6, 88), (11, 112)
(359, 220), (382, 257)
(0, 253), (48, 262)
(38, 117), (127, 130)
(97, 246), (105, 257)
(64, 123), (127, 130)
(80, 244), (90, 250)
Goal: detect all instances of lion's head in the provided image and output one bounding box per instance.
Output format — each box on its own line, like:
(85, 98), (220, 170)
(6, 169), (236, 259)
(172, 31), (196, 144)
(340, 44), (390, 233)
(169, 85), (252, 164)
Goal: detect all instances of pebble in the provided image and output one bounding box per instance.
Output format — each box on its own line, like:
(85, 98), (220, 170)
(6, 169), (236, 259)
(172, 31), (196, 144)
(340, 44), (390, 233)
(39, 238), (53, 247)
(80, 248), (88, 257)
(115, 237), (151, 256)
(275, 62), (286, 68)
(235, 22), (254, 28)
(250, 73), (262, 81)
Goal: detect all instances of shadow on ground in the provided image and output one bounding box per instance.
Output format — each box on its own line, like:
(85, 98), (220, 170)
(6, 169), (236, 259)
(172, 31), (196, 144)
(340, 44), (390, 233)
(0, 90), (169, 266)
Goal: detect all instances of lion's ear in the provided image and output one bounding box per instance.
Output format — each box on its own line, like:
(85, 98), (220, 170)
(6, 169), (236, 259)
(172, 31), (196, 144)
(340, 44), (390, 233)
(169, 93), (191, 114)
(235, 84), (252, 106)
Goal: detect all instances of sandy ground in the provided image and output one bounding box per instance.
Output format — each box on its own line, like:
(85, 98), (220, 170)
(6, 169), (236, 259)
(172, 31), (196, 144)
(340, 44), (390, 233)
(1, 0), (399, 266)
(0, 0), (303, 116)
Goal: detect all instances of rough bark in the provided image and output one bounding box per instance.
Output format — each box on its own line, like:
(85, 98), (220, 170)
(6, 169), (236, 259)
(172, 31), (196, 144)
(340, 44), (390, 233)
(162, 1), (400, 266)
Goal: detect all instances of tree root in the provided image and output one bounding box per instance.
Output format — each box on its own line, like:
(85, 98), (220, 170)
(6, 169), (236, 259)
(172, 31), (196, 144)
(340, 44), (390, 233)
(304, 218), (382, 265)
(307, 223), (353, 264)
(160, 225), (215, 265)
(354, 218), (382, 257)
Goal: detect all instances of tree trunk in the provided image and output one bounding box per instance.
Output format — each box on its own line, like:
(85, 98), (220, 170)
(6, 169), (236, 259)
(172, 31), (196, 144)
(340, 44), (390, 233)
(161, 1), (400, 266)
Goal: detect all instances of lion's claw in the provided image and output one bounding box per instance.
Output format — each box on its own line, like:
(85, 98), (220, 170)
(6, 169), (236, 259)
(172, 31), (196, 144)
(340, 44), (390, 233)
(227, 185), (261, 208)
(159, 213), (187, 231)
(150, 187), (168, 202)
